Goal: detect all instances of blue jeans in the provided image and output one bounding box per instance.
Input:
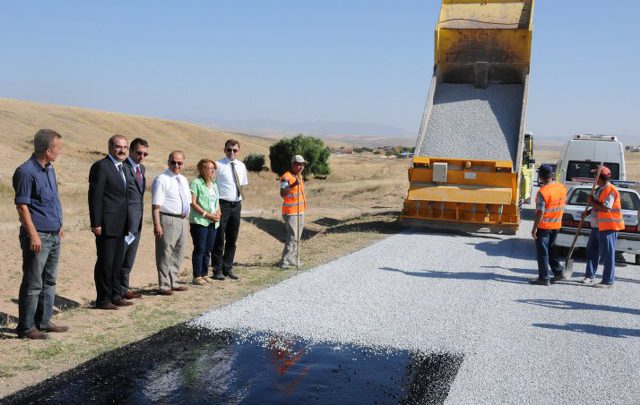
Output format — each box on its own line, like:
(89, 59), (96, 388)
(535, 229), (563, 280)
(585, 229), (618, 284)
(190, 223), (217, 278)
(18, 229), (61, 334)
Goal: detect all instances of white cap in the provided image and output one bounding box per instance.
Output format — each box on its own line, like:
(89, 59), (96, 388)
(291, 155), (306, 164)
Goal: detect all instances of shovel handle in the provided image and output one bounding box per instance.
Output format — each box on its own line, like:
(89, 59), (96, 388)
(565, 164), (604, 262)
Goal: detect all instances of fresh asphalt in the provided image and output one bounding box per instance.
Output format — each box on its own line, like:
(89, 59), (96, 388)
(194, 199), (640, 404)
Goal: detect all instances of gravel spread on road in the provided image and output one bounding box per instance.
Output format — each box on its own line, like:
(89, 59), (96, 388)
(416, 83), (524, 167)
(193, 213), (640, 404)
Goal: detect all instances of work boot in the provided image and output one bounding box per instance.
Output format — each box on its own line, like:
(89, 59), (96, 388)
(529, 278), (550, 286)
(213, 269), (225, 281)
(224, 270), (239, 280)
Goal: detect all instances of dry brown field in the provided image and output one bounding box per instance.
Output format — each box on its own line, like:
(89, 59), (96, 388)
(0, 99), (410, 396)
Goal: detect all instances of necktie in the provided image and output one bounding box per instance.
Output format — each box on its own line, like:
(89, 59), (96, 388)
(117, 164), (127, 189)
(135, 166), (143, 190)
(177, 176), (189, 216)
(230, 162), (243, 200)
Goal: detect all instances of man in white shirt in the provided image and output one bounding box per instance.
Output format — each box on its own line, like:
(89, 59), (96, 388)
(151, 150), (191, 295)
(211, 139), (248, 280)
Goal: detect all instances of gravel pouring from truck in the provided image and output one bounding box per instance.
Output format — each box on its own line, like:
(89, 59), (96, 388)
(401, 0), (534, 234)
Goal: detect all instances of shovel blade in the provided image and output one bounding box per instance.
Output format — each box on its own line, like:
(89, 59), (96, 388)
(563, 259), (574, 279)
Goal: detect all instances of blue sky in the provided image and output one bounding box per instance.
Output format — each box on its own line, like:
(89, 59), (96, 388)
(1, 1), (638, 142)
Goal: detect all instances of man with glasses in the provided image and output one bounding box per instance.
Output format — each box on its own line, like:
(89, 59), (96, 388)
(89, 135), (134, 309)
(211, 139), (248, 280)
(13, 129), (68, 339)
(120, 138), (149, 300)
(152, 150), (191, 294)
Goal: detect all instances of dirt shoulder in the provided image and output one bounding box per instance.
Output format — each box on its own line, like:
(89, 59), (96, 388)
(0, 213), (397, 397)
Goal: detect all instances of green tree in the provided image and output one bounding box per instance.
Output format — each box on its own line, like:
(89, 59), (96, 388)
(269, 134), (330, 179)
(243, 153), (266, 172)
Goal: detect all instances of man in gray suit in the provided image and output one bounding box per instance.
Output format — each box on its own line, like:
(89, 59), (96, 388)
(120, 138), (149, 300)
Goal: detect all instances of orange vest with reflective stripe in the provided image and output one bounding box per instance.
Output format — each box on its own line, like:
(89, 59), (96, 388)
(538, 182), (567, 230)
(596, 184), (624, 231)
(280, 171), (306, 215)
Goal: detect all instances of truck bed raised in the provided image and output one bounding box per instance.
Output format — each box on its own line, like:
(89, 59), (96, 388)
(416, 82), (524, 168)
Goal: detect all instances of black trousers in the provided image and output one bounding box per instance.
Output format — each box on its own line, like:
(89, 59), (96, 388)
(94, 234), (124, 307)
(120, 231), (140, 297)
(212, 200), (241, 273)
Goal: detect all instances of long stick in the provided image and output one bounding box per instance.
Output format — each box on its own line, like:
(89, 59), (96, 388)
(296, 174), (301, 270)
(565, 164), (603, 266)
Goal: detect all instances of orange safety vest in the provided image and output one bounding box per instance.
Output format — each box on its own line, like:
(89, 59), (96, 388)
(596, 183), (625, 231)
(280, 171), (306, 215)
(537, 182), (566, 230)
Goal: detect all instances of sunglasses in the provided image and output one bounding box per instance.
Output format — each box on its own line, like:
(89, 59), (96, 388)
(169, 161), (184, 166)
(225, 148), (239, 153)
(136, 151), (149, 157)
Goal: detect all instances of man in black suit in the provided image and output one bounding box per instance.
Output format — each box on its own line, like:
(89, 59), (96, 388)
(120, 138), (149, 300)
(88, 134), (133, 310)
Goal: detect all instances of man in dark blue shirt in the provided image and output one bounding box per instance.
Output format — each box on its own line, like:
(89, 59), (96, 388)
(12, 129), (69, 339)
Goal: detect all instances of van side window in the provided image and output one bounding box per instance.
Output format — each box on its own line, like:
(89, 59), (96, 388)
(620, 191), (640, 211)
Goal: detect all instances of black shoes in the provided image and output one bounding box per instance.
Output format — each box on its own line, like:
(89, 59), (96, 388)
(224, 270), (239, 280)
(529, 278), (551, 286)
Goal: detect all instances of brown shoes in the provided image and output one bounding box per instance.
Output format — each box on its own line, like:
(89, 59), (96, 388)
(123, 290), (142, 300)
(97, 302), (119, 310)
(113, 299), (134, 307)
(158, 289), (173, 296)
(202, 276), (215, 283)
(193, 277), (207, 286)
(172, 286), (188, 292)
(39, 322), (69, 333)
(19, 327), (48, 340)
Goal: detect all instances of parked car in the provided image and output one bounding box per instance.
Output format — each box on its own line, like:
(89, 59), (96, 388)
(554, 182), (640, 264)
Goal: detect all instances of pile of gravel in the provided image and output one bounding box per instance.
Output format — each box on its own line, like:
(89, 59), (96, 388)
(416, 83), (524, 167)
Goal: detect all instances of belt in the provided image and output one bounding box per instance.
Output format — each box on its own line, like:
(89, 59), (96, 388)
(220, 199), (242, 206)
(160, 212), (186, 219)
(38, 230), (60, 235)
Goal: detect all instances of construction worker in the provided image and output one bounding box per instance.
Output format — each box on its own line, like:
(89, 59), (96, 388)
(581, 165), (625, 288)
(530, 164), (567, 286)
(279, 155), (307, 269)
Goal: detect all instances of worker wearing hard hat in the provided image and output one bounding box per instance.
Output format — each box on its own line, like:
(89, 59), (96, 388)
(530, 164), (567, 286)
(581, 165), (625, 288)
(279, 155), (307, 270)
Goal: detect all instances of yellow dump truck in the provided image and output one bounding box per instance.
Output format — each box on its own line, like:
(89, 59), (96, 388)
(400, 0), (534, 234)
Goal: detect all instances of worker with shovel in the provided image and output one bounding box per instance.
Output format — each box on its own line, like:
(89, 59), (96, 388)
(530, 164), (567, 286)
(581, 165), (625, 288)
(279, 155), (307, 270)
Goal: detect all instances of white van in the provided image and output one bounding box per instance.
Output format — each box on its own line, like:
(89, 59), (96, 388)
(556, 134), (625, 184)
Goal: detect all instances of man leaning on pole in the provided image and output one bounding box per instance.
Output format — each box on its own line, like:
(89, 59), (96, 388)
(279, 155), (307, 270)
(581, 165), (625, 288)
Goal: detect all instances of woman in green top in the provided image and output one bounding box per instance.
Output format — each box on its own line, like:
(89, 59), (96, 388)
(189, 159), (221, 285)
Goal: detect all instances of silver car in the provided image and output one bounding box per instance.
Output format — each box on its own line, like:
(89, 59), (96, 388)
(554, 183), (640, 264)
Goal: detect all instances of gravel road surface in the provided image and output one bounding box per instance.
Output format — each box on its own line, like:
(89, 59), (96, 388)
(194, 212), (640, 404)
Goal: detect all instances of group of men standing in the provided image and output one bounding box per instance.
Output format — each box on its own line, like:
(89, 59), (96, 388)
(531, 163), (625, 288)
(13, 131), (257, 339)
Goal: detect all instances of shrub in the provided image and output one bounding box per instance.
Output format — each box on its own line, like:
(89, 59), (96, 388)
(243, 153), (266, 172)
(269, 134), (330, 179)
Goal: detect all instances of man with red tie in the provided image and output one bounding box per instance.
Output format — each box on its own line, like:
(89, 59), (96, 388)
(120, 138), (149, 300)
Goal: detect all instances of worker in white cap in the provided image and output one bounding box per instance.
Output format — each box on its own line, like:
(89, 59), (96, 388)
(279, 155), (307, 269)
